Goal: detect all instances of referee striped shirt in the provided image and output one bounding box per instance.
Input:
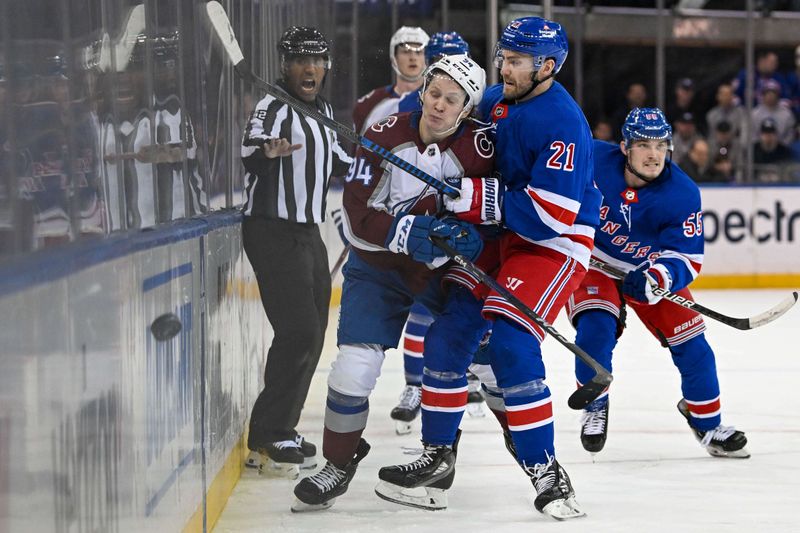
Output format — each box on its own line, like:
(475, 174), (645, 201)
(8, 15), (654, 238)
(241, 81), (352, 223)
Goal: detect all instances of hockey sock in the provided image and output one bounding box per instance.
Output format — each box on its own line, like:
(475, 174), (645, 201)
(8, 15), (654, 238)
(402, 303), (433, 386)
(670, 334), (722, 431)
(504, 379), (554, 466)
(323, 387), (369, 467)
(486, 318), (553, 465)
(574, 310), (617, 402)
(421, 370), (468, 445)
(420, 287), (488, 445)
(481, 382), (509, 431)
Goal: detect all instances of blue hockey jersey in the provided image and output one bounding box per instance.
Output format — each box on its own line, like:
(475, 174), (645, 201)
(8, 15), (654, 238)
(478, 82), (601, 267)
(590, 140), (704, 291)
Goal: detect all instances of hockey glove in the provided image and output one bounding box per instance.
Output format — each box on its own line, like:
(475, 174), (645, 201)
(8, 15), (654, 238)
(443, 177), (503, 225)
(622, 262), (671, 304)
(330, 208), (349, 246)
(386, 215), (483, 264)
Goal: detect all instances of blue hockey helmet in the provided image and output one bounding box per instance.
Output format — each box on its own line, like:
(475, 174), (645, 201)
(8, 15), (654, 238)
(621, 107), (673, 149)
(425, 31), (470, 64)
(495, 17), (569, 75)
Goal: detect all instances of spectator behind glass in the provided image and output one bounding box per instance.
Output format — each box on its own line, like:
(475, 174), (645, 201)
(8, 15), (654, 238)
(732, 51), (789, 107)
(708, 120), (743, 179)
(751, 79), (796, 146)
(611, 82), (647, 142)
(706, 83), (746, 140)
(707, 153), (735, 183)
(753, 118), (793, 182)
(592, 119), (613, 141)
(788, 44), (800, 121)
(672, 112), (702, 164)
(666, 78), (704, 134)
(679, 138), (711, 183)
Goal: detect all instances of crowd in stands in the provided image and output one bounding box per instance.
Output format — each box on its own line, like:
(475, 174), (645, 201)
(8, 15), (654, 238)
(593, 47), (800, 184)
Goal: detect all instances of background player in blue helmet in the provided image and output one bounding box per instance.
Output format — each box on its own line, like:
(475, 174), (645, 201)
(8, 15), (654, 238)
(567, 108), (749, 459)
(378, 17), (600, 521)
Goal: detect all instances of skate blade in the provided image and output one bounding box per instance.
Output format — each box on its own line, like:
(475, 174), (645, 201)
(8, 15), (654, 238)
(707, 445), (751, 459)
(374, 481), (447, 511)
(466, 403), (486, 418)
(259, 460), (300, 480)
(301, 456), (318, 470)
(291, 498), (334, 513)
(541, 497), (586, 521)
(395, 420), (413, 436)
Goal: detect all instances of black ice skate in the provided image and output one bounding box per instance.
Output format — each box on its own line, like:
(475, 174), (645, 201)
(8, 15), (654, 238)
(390, 384), (422, 435)
(246, 439), (305, 479)
(374, 431), (461, 511)
(291, 438), (371, 512)
(524, 454), (585, 520)
(580, 398), (609, 454)
(677, 399), (750, 459)
(295, 434), (318, 469)
(502, 430), (518, 462)
(465, 372), (486, 418)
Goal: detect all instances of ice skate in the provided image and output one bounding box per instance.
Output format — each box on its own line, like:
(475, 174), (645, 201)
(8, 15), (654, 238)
(291, 438), (370, 512)
(390, 385), (421, 435)
(524, 454), (586, 520)
(295, 434), (318, 469)
(465, 372), (486, 418)
(580, 397), (609, 454)
(677, 399), (750, 459)
(375, 435), (459, 511)
(247, 439), (306, 479)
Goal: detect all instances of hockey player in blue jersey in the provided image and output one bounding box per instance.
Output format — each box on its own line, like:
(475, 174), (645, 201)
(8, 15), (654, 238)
(567, 108), (749, 459)
(376, 17), (600, 520)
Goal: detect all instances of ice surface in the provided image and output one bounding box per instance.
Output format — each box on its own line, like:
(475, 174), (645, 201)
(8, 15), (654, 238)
(215, 289), (800, 532)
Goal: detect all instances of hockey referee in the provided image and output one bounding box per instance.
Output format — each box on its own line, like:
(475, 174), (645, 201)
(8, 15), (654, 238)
(241, 26), (352, 475)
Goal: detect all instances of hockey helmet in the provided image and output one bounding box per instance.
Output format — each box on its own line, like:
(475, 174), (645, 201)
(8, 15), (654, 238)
(422, 54), (485, 114)
(425, 31), (470, 64)
(494, 17), (568, 75)
(622, 107), (673, 149)
(278, 26), (331, 69)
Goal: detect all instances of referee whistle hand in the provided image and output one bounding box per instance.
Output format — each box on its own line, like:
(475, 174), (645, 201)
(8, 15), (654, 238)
(263, 138), (302, 158)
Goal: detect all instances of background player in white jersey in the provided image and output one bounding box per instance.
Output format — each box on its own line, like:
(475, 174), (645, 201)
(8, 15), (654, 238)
(377, 17), (600, 521)
(567, 108), (749, 458)
(352, 26), (429, 135)
(292, 55), (491, 512)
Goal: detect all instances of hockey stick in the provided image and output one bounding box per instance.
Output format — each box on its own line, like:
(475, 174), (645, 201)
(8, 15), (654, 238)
(204, 1), (459, 199)
(330, 244), (350, 280)
(430, 236), (613, 410)
(589, 257), (799, 330)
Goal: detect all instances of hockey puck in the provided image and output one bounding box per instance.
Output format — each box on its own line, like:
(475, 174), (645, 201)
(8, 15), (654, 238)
(150, 312), (182, 341)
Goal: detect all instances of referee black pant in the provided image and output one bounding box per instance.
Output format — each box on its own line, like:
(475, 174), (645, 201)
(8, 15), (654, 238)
(243, 216), (331, 447)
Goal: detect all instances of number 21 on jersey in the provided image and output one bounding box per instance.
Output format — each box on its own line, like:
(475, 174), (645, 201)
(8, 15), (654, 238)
(546, 141), (575, 171)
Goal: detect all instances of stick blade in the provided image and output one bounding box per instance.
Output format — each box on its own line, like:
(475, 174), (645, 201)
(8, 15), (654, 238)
(205, 1), (245, 66)
(746, 291), (799, 329)
(567, 374), (613, 410)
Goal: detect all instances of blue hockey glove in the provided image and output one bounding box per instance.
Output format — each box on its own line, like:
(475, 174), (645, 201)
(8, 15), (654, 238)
(330, 208), (349, 246)
(386, 215), (483, 264)
(622, 262), (671, 304)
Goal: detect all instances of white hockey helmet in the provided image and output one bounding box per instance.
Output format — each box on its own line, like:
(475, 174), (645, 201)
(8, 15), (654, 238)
(422, 54), (485, 115)
(389, 26), (429, 80)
